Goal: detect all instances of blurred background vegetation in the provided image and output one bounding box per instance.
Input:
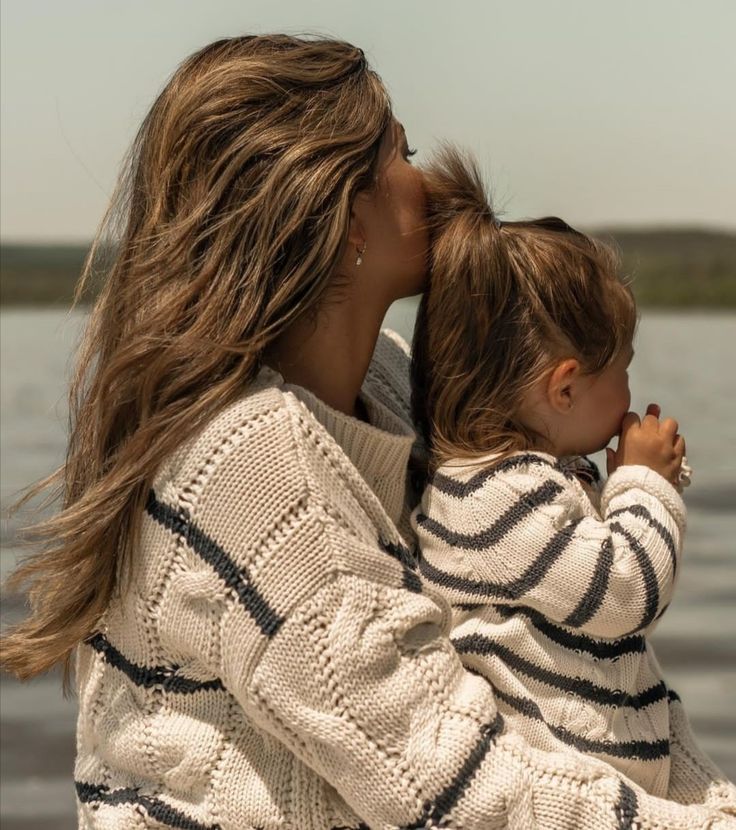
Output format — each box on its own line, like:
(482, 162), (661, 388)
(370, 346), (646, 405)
(2, 229), (735, 308)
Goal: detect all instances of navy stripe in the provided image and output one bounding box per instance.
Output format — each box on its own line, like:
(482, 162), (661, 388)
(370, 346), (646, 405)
(506, 518), (583, 595)
(430, 453), (568, 498)
(608, 504), (678, 573)
(494, 688), (669, 761)
(493, 604), (646, 659)
(417, 518), (582, 601)
(563, 536), (614, 628)
(400, 712), (505, 829)
(76, 782), (221, 830)
(610, 521), (660, 631)
(379, 538), (422, 593)
(76, 781), (140, 807)
(667, 688), (681, 703)
(86, 632), (225, 694)
(614, 780), (639, 830)
(453, 634), (667, 709)
(146, 490), (284, 637)
(419, 556), (514, 600)
(415, 479), (564, 550)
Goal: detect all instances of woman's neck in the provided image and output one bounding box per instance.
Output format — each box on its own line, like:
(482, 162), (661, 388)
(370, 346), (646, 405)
(263, 291), (391, 419)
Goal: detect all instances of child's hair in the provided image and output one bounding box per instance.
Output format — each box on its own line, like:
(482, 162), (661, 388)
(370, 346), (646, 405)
(411, 147), (637, 472)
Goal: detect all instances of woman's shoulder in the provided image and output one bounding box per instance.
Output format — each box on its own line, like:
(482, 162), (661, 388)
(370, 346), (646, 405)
(155, 366), (298, 494)
(153, 329), (414, 510)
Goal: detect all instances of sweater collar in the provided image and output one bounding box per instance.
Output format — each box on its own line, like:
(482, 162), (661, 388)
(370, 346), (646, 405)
(259, 366), (415, 527)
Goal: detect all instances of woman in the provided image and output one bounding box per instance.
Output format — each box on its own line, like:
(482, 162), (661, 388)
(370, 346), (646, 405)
(1, 35), (731, 829)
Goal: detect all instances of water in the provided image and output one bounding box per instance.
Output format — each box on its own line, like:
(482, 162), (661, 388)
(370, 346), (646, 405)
(1, 306), (734, 827)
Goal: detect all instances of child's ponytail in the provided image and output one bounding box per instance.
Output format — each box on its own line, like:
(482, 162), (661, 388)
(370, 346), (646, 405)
(412, 148), (508, 461)
(412, 147), (636, 471)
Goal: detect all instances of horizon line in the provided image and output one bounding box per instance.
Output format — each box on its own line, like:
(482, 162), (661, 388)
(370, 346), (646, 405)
(3, 222), (736, 248)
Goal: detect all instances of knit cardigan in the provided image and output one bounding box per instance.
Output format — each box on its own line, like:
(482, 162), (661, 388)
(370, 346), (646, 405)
(74, 330), (736, 829)
(413, 450), (691, 796)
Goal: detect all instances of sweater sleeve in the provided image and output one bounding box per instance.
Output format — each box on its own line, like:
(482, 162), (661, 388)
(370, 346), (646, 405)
(239, 517), (734, 829)
(155, 423), (731, 829)
(417, 458), (685, 639)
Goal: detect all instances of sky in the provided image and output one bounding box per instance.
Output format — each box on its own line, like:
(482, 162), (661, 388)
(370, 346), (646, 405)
(1, 0), (735, 243)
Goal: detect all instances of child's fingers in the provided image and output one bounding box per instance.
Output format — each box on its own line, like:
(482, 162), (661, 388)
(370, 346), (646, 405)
(641, 403), (660, 431)
(620, 411), (641, 436)
(660, 417), (679, 439)
(641, 410), (660, 430)
(674, 434), (686, 457)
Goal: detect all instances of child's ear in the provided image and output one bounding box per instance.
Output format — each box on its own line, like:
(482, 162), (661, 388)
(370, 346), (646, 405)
(546, 359), (581, 414)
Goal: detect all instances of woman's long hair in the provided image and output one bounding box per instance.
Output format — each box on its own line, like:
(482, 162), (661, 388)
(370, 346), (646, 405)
(1, 35), (392, 682)
(412, 147), (636, 475)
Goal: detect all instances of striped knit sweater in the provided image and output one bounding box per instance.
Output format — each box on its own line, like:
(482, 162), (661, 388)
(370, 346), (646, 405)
(74, 330), (736, 829)
(413, 451), (690, 796)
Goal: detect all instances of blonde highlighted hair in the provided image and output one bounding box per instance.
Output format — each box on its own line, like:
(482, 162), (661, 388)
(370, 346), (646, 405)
(411, 147), (637, 472)
(2, 35), (392, 682)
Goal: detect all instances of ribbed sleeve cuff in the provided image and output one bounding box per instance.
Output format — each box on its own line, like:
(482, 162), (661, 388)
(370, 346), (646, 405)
(601, 465), (686, 526)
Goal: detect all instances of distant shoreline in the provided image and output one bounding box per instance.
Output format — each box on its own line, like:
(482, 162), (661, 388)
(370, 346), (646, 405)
(3, 229), (736, 308)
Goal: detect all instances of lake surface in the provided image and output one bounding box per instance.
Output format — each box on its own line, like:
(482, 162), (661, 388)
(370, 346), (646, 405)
(1, 305), (735, 828)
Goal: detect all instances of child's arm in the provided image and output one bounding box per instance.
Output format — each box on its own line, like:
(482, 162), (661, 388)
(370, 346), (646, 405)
(417, 454), (685, 639)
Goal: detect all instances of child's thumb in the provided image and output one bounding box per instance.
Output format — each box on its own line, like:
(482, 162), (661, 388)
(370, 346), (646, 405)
(606, 447), (616, 476)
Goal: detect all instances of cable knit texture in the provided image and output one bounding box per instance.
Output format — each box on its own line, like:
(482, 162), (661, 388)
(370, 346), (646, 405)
(74, 330), (736, 829)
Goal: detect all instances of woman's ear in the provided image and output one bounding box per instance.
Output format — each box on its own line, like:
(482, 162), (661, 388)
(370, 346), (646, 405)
(546, 358), (581, 414)
(346, 195), (369, 251)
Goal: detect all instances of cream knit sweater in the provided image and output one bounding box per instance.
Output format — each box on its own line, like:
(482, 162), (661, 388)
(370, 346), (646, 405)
(413, 450), (695, 797)
(74, 330), (736, 829)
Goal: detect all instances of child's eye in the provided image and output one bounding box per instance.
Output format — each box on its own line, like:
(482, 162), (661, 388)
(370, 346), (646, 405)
(405, 147), (418, 160)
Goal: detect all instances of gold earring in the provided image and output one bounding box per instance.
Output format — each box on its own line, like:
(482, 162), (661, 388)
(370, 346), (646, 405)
(355, 242), (366, 267)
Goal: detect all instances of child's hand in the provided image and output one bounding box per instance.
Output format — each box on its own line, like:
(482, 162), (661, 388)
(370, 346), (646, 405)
(606, 403), (686, 486)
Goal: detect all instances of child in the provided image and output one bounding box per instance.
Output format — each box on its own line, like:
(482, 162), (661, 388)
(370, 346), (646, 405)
(409, 149), (717, 799)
